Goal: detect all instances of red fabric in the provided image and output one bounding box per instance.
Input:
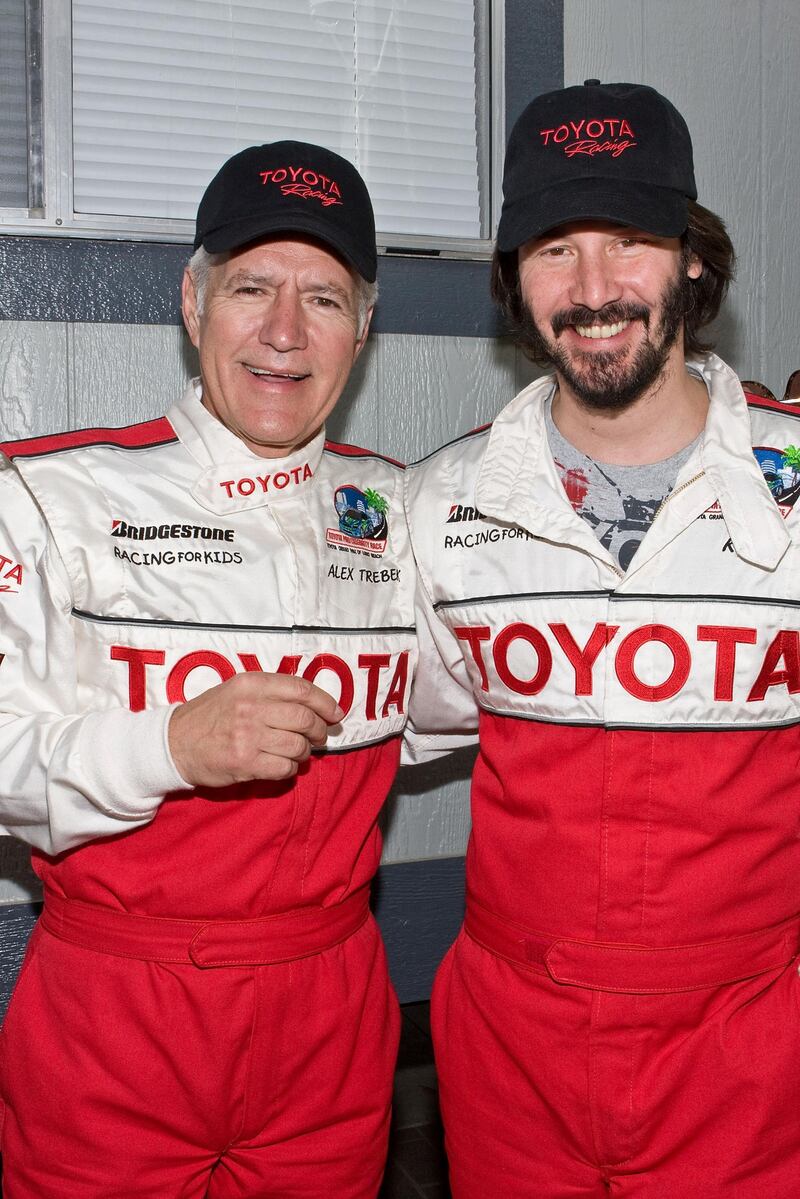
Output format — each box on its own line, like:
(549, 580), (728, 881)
(468, 714), (800, 947)
(432, 930), (800, 1198)
(40, 885), (370, 966)
(9, 742), (402, 1193)
(434, 713), (800, 1194)
(1, 417), (177, 460)
(464, 894), (800, 993)
(33, 742), (400, 918)
(0, 918), (399, 1198)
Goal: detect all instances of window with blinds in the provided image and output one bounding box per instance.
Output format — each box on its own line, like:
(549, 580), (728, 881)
(0, 0), (29, 208)
(2, 0), (497, 252)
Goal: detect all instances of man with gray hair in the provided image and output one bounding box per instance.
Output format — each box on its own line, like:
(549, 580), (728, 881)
(0, 142), (415, 1197)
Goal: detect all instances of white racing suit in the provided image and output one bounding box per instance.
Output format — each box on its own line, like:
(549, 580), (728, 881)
(404, 352), (800, 1197)
(0, 382), (416, 1198)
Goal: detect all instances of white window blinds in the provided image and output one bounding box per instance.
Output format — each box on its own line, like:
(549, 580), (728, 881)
(71, 0), (482, 239)
(0, 0), (29, 207)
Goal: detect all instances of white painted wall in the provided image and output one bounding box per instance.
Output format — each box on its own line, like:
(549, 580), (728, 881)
(564, 0), (800, 396)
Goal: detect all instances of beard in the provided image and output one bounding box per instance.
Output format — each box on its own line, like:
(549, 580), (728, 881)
(527, 268), (693, 412)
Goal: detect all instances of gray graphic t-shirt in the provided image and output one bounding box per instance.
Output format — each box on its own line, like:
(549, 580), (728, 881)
(545, 399), (701, 571)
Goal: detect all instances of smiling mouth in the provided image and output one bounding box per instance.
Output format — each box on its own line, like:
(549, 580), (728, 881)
(245, 365), (309, 380)
(574, 319), (631, 340)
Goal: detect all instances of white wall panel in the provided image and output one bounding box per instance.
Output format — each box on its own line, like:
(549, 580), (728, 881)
(760, 2), (800, 393)
(382, 766), (473, 862)
(377, 332), (518, 462)
(0, 321), (69, 440)
(564, 1), (644, 82)
(564, 0), (800, 395)
(68, 322), (196, 427)
(323, 339), (380, 449)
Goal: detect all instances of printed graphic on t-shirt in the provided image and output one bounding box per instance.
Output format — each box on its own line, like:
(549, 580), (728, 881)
(553, 457), (665, 571)
(544, 398), (699, 572)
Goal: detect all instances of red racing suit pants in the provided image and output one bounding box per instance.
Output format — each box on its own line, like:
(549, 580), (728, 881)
(432, 904), (800, 1198)
(0, 890), (400, 1198)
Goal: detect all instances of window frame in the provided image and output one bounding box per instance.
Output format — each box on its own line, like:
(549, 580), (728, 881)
(0, 0), (562, 335)
(1, 0), (505, 261)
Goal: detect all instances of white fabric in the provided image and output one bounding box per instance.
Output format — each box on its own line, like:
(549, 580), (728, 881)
(0, 384), (416, 854)
(403, 353), (799, 759)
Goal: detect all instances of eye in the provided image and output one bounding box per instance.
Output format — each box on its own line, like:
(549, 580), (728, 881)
(312, 295), (341, 309)
(234, 286), (264, 296)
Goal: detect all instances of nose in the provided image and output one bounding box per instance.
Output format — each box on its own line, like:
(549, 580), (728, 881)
(259, 288), (308, 352)
(569, 248), (622, 312)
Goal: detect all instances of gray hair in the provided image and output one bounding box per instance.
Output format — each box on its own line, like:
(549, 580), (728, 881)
(188, 245), (377, 338)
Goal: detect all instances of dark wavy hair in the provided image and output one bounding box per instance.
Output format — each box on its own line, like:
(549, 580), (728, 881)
(490, 201), (736, 366)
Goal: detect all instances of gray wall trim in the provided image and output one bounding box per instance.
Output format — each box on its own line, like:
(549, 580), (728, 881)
(0, 237), (504, 337)
(506, 0), (564, 136)
(373, 855), (466, 1004)
(0, 901), (40, 1020)
(0, 1), (563, 338)
(0, 856), (466, 1016)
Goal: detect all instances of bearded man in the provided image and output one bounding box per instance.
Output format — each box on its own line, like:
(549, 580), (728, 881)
(404, 81), (800, 1198)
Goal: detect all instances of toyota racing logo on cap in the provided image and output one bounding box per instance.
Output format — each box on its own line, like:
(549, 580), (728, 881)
(259, 165), (343, 207)
(538, 116), (637, 158)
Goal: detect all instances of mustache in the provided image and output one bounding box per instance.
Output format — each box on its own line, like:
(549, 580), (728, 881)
(551, 302), (650, 337)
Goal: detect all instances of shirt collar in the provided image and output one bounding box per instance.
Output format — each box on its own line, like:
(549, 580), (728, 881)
(475, 353), (790, 570)
(167, 380), (324, 514)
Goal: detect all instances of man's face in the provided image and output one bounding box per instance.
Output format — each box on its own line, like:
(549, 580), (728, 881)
(182, 236), (370, 457)
(518, 222), (702, 410)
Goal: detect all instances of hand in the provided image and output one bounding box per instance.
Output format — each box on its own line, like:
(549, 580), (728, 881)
(167, 672), (344, 787)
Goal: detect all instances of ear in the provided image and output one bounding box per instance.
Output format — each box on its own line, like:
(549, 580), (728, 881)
(353, 307), (374, 361)
(685, 251), (703, 281)
(181, 268), (201, 347)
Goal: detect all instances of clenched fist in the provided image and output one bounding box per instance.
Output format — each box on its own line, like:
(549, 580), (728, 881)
(168, 672), (344, 787)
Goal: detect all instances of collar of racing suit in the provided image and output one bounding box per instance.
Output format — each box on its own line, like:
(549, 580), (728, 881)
(167, 379), (325, 515)
(474, 352), (790, 573)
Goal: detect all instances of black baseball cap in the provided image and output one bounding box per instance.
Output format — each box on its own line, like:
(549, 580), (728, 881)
(497, 81), (697, 251)
(194, 141), (377, 282)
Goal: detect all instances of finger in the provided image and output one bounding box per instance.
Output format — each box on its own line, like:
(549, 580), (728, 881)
(249, 752), (301, 782)
(248, 674), (345, 723)
(259, 727), (315, 763)
(301, 682), (346, 724)
(253, 700), (333, 747)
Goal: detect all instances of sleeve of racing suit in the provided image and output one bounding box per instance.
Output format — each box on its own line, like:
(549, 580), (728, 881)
(403, 577), (480, 765)
(0, 465), (187, 855)
(402, 455), (481, 765)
